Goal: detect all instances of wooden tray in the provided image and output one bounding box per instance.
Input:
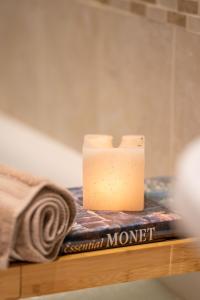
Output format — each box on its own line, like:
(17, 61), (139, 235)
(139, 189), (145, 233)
(1, 238), (200, 300)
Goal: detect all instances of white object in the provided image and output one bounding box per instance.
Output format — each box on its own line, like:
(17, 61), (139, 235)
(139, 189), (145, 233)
(83, 135), (144, 211)
(161, 139), (200, 300)
(0, 112), (82, 187)
(174, 138), (200, 238)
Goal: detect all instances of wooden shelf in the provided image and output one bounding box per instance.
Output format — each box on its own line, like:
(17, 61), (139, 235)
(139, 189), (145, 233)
(1, 238), (200, 300)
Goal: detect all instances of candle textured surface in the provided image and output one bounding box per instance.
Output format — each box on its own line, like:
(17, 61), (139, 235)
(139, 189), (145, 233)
(83, 135), (145, 211)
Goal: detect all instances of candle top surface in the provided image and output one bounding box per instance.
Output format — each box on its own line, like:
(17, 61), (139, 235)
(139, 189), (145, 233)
(83, 135), (144, 149)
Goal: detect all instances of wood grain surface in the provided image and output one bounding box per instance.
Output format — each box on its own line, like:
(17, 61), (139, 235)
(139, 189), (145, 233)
(0, 265), (20, 300)
(0, 239), (200, 299)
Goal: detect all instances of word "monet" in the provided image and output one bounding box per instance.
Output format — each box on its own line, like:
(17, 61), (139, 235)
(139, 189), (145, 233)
(106, 227), (156, 247)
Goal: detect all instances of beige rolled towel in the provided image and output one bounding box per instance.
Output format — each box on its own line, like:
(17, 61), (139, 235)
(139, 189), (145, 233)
(0, 165), (76, 269)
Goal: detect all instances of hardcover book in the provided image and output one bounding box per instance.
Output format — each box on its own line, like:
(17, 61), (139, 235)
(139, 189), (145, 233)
(60, 177), (181, 255)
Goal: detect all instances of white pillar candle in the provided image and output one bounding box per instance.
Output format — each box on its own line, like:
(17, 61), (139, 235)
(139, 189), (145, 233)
(83, 135), (145, 211)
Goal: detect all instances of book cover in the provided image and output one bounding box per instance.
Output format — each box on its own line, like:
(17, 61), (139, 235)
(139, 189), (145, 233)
(60, 177), (181, 255)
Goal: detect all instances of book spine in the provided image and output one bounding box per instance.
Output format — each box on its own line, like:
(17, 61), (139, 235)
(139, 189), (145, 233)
(60, 223), (177, 255)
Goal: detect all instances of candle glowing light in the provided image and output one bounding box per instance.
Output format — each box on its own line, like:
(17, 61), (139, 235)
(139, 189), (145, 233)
(83, 135), (145, 211)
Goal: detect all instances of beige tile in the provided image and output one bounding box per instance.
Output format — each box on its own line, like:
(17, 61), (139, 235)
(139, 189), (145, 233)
(0, 0), (99, 151)
(96, 10), (174, 177)
(146, 5), (167, 23)
(99, 0), (110, 3)
(157, 0), (178, 10)
(92, 0), (111, 5)
(0, 0), (175, 177)
(130, 1), (146, 16)
(109, 0), (130, 11)
(177, 0), (198, 15)
(35, 0), (99, 151)
(0, 0), (43, 121)
(139, 0), (156, 3)
(173, 28), (200, 163)
(167, 11), (186, 27)
(187, 15), (200, 33)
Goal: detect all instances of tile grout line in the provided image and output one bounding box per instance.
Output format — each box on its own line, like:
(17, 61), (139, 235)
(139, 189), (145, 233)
(169, 27), (177, 174)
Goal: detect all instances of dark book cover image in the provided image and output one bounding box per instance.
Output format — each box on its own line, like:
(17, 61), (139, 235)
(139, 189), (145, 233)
(60, 177), (181, 255)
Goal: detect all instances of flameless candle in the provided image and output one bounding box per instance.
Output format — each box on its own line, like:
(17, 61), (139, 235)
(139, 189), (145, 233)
(83, 135), (145, 211)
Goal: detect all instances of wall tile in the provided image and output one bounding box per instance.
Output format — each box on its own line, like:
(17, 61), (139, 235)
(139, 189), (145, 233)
(0, 0), (99, 151)
(139, 0), (156, 4)
(96, 0), (110, 4)
(109, 0), (130, 10)
(157, 0), (178, 10)
(146, 5), (167, 23)
(0, 0), (43, 122)
(90, 0), (200, 36)
(34, 0), (99, 150)
(173, 28), (200, 164)
(96, 10), (174, 177)
(0, 0), (175, 177)
(187, 15), (200, 33)
(167, 11), (186, 27)
(177, 0), (198, 15)
(130, 1), (146, 16)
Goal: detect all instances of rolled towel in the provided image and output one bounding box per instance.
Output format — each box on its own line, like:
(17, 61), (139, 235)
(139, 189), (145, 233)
(0, 165), (76, 269)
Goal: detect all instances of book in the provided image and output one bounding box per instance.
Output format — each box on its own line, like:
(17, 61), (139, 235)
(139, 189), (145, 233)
(60, 177), (181, 255)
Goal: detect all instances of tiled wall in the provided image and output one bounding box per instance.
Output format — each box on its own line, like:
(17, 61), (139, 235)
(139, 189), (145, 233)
(0, 0), (200, 177)
(93, 0), (200, 34)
